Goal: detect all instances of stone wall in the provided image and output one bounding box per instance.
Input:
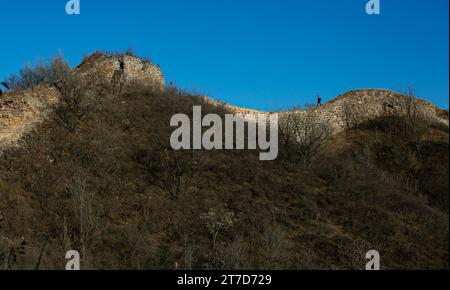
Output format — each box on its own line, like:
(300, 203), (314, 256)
(222, 89), (449, 134)
(74, 53), (165, 91)
(0, 85), (60, 149)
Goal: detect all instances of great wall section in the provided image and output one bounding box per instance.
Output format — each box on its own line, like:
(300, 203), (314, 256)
(0, 53), (165, 150)
(207, 89), (449, 134)
(1, 53), (448, 151)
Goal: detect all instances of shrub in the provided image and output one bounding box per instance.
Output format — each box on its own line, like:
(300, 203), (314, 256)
(52, 74), (88, 133)
(3, 55), (71, 90)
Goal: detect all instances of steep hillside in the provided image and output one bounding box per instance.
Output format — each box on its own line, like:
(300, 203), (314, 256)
(0, 53), (448, 270)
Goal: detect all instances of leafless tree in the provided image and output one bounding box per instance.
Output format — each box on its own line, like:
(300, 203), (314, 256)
(53, 75), (87, 132)
(182, 235), (195, 270)
(400, 87), (428, 158)
(200, 209), (236, 269)
(279, 110), (332, 167)
(262, 224), (286, 269)
(69, 176), (103, 267)
(3, 55), (71, 90)
(138, 148), (197, 199)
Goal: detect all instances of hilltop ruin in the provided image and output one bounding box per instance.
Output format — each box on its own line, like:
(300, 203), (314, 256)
(1, 53), (448, 150)
(74, 52), (165, 92)
(0, 52), (165, 149)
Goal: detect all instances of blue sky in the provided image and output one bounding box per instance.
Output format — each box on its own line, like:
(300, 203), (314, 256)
(0, 0), (448, 110)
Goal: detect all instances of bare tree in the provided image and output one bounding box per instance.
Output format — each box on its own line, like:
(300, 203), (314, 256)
(69, 176), (103, 267)
(182, 235), (195, 270)
(53, 75), (87, 132)
(3, 55), (71, 90)
(136, 148), (197, 199)
(279, 110), (332, 167)
(400, 87), (428, 158)
(200, 209), (236, 269)
(261, 224), (286, 269)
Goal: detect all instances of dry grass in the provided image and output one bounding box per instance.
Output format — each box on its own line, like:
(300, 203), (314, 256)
(0, 60), (448, 270)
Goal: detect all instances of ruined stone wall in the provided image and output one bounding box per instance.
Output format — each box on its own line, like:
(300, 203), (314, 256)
(312, 89), (449, 133)
(122, 56), (164, 88)
(0, 85), (60, 149)
(221, 89), (449, 134)
(74, 53), (165, 91)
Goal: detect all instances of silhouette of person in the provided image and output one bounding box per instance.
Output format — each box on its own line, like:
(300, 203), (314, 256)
(317, 95), (322, 106)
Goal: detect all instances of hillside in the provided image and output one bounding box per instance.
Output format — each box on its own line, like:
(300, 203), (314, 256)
(0, 53), (448, 270)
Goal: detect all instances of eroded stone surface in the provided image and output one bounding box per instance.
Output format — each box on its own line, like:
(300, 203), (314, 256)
(223, 89), (449, 134)
(0, 53), (165, 150)
(74, 53), (165, 91)
(1, 52), (447, 152)
(0, 85), (60, 149)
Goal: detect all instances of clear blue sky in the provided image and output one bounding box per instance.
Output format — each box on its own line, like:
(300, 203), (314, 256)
(0, 0), (448, 110)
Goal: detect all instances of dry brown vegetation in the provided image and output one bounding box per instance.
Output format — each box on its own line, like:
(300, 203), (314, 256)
(0, 56), (448, 270)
